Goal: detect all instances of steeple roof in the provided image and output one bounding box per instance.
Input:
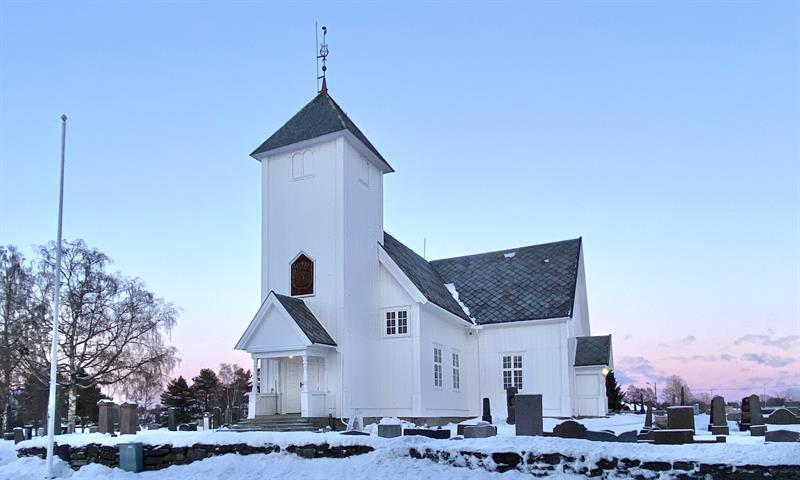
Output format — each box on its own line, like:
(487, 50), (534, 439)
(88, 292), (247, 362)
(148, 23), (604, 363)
(251, 89), (393, 172)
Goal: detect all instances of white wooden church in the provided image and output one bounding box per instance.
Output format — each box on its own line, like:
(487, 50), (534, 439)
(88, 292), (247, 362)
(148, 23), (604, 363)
(236, 80), (613, 421)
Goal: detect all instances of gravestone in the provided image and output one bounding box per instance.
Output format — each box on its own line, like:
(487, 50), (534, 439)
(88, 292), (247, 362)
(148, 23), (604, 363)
(177, 423), (196, 431)
(764, 430), (800, 442)
(667, 406), (695, 432)
(23, 426), (32, 440)
(97, 400), (115, 434)
(89, 426), (98, 433)
(515, 394), (543, 436)
(482, 398), (492, 424)
(505, 387), (517, 425)
(617, 430), (638, 443)
(463, 423), (497, 438)
(747, 395), (766, 436)
(2, 433), (13, 441)
(225, 407), (233, 425)
(13, 428), (23, 444)
(586, 430), (618, 442)
(552, 420), (587, 439)
(168, 408), (177, 431)
(403, 428), (450, 439)
(710, 396), (729, 435)
(378, 424), (402, 438)
(680, 387), (685, 406)
(651, 429), (693, 445)
(767, 408), (800, 425)
(119, 442), (144, 473)
(202, 413), (210, 431)
(120, 403), (138, 435)
(212, 407), (222, 429)
(643, 402), (653, 431)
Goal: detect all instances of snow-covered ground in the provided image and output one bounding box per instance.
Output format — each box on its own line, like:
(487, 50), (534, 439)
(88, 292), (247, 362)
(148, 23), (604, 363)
(3, 414), (799, 479)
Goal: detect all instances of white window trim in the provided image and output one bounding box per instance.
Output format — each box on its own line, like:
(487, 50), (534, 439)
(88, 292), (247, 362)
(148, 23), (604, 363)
(433, 344), (443, 390)
(451, 349), (461, 392)
(381, 307), (410, 338)
(501, 352), (524, 391)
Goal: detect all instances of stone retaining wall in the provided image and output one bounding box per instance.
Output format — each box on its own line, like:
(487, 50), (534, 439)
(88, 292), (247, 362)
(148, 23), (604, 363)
(17, 442), (374, 471)
(409, 447), (800, 479)
(18, 442), (800, 478)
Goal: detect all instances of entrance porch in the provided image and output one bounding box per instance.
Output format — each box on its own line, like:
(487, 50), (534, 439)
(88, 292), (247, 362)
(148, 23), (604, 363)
(247, 350), (328, 418)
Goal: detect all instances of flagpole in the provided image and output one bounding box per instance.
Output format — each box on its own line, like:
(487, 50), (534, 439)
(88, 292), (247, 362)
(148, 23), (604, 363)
(45, 114), (67, 478)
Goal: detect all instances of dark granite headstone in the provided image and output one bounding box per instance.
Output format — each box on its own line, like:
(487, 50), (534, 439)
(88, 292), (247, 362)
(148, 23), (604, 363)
(168, 408), (177, 431)
(23, 426), (32, 440)
(505, 387), (517, 425)
(212, 407), (222, 429)
(177, 423), (197, 431)
(378, 424), (402, 438)
(651, 429), (693, 445)
(710, 396), (729, 435)
(403, 428), (450, 439)
(120, 403), (138, 435)
(463, 423), (497, 438)
(98, 400), (115, 434)
(767, 408), (800, 425)
(617, 430), (639, 443)
(482, 398), (492, 424)
(553, 420), (587, 439)
(586, 430), (618, 442)
(667, 406), (695, 432)
(744, 395), (767, 436)
(515, 394), (543, 436)
(764, 430), (800, 442)
(12, 428), (23, 444)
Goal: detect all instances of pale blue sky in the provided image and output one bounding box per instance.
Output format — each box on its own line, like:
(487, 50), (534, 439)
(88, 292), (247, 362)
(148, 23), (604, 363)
(1, 1), (798, 397)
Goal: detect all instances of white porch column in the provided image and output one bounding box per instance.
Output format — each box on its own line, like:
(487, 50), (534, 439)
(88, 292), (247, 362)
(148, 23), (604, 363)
(300, 355), (309, 417)
(247, 357), (258, 419)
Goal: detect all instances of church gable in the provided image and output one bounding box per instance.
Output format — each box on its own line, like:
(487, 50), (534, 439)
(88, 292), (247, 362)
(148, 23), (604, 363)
(235, 292), (335, 352)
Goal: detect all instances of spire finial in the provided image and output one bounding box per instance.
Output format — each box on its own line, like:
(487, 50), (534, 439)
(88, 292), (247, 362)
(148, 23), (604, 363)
(316, 25), (329, 93)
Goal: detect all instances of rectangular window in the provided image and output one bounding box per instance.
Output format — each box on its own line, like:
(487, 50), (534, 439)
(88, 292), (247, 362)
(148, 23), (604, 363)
(433, 347), (443, 388)
(397, 310), (407, 334)
(385, 311), (396, 335)
(502, 354), (523, 390)
(452, 352), (460, 390)
(384, 309), (408, 336)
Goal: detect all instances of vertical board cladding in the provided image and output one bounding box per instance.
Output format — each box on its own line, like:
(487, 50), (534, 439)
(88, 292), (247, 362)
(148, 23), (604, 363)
(419, 303), (479, 417)
(477, 320), (571, 418)
(359, 263), (417, 416)
(342, 137), (385, 414)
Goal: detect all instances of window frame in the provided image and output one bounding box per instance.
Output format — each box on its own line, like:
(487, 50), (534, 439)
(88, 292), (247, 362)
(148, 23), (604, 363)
(382, 307), (410, 338)
(501, 353), (524, 391)
(451, 350), (461, 391)
(433, 345), (443, 389)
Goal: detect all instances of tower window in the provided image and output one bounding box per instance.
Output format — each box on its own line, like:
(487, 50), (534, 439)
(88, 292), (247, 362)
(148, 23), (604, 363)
(291, 254), (314, 296)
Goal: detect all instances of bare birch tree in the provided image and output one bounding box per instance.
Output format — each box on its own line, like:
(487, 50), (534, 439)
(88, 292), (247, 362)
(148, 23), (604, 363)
(21, 240), (178, 432)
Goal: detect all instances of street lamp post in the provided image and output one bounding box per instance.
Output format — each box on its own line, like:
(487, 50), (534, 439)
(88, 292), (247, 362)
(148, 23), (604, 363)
(45, 114), (67, 478)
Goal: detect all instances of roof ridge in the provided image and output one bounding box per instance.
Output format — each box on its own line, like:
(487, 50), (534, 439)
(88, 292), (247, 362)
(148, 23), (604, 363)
(430, 237), (582, 263)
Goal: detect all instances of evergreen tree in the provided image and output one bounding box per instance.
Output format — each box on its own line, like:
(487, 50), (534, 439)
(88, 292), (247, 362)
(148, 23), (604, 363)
(191, 369), (221, 413)
(160, 376), (195, 423)
(605, 370), (625, 411)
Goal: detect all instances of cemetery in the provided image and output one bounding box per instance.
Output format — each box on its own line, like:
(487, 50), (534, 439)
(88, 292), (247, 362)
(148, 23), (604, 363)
(2, 391), (799, 479)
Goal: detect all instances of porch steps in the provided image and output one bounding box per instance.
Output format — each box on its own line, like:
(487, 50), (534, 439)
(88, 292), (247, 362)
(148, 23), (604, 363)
(227, 414), (320, 432)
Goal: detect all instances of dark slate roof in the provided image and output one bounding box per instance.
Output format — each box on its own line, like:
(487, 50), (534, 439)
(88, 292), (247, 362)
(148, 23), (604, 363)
(274, 293), (336, 346)
(251, 90), (393, 172)
(574, 335), (612, 366)
(430, 238), (582, 325)
(381, 233), (473, 324)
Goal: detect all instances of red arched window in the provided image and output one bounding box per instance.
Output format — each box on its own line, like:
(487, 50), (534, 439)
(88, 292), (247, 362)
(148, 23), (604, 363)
(291, 254), (314, 296)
